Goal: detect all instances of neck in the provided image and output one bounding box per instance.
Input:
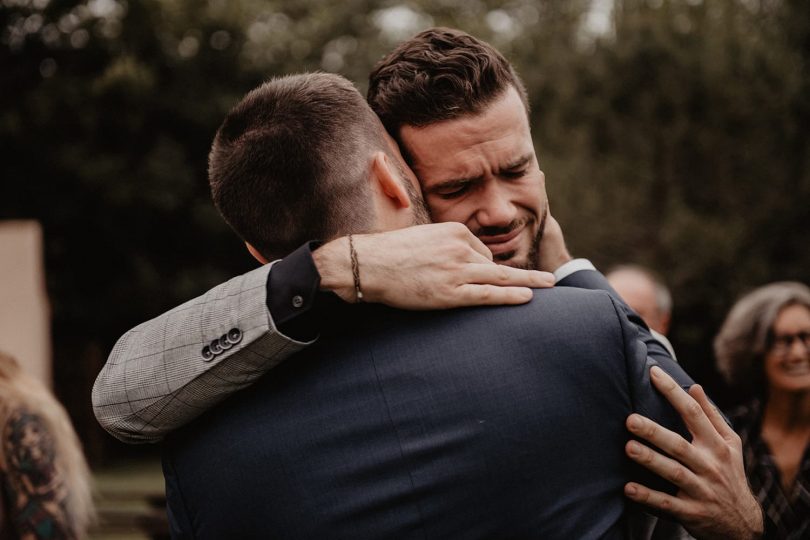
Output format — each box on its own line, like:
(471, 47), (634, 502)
(763, 388), (810, 431)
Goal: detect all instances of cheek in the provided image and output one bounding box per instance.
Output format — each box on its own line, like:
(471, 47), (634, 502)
(426, 198), (476, 225)
(514, 182), (546, 211)
(764, 356), (778, 379)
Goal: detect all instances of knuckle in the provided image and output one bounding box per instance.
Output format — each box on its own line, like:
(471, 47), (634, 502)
(449, 222), (469, 236)
(671, 437), (691, 460)
(685, 400), (704, 421)
(694, 505), (713, 521)
(641, 420), (658, 440)
(477, 287), (492, 302)
(670, 465), (686, 484)
(715, 442), (732, 461)
(728, 431), (742, 448)
(638, 446), (655, 465)
(705, 462), (723, 480)
(447, 243), (467, 261)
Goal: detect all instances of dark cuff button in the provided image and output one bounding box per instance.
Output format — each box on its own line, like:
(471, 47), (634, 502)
(292, 295), (304, 308)
(227, 328), (243, 344)
(219, 335), (233, 350)
(210, 339), (223, 354)
(201, 345), (214, 361)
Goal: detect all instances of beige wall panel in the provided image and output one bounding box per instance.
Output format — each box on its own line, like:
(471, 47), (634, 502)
(0, 221), (52, 387)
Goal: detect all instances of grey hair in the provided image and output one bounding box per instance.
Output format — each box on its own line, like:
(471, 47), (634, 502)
(714, 281), (810, 395)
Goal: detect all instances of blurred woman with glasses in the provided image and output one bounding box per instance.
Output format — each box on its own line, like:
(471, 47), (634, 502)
(715, 282), (810, 539)
(0, 351), (94, 539)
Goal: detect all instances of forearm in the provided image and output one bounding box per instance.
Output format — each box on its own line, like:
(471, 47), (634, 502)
(92, 264), (311, 443)
(312, 223), (555, 309)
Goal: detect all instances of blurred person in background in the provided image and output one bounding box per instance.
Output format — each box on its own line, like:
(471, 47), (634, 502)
(0, 352), (94, 539)
(715, 282), (810, 539)
(608, 265), (676, 360)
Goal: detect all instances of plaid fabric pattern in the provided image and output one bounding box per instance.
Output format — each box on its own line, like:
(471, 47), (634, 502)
(92, 262), (313, 444)
(729, 400), (810, 540)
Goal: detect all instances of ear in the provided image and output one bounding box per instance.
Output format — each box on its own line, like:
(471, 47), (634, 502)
(371, 151), (411, 210)
(659, 312), (671, 335)
(245, 242), (269, 264)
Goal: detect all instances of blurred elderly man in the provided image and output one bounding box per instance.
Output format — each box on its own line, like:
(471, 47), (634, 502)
(608, 265), (676, 360)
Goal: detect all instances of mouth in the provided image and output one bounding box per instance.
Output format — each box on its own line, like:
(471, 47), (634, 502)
(478, 225), (525, 256)
(781, 362), (810, 376)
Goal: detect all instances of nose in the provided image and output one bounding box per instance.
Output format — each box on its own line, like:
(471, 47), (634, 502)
(474, 181), (517, 228)
(788, 336), (810, 358)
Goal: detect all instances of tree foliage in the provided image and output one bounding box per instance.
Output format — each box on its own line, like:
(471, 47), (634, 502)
(1, 0), (807, 459)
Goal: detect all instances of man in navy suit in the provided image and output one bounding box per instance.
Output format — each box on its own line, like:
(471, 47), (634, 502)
(161, 72), (743, 539)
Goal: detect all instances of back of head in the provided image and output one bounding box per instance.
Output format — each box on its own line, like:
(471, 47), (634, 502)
(367, 27), (529, 145)
(209, 73), (390, 260)
(714, 281), (810, 395)
(0, 351), (95, 536)
(607, 265), (672, 335)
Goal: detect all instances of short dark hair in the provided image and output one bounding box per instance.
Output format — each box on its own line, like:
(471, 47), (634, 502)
(367, 27), (529, 142)
(209, 73), (388, 260)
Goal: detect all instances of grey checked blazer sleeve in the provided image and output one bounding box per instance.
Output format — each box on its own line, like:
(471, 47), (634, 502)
(92, 262), (314, 444)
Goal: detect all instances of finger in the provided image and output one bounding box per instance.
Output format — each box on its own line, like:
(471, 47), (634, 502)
(626, 414), (707, 473)
(462, 264), (555, 288)
(458, 226), (494, 261)
(624, 482), (691, 518)
(650, 366), (719, 442)
(625, 439), (700, 492)
(688, 384), (737, 441)
(456, 284), (534, 305)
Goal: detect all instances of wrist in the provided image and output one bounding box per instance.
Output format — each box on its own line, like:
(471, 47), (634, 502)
(745, 498), (764, 540)
(312, 237), (354, 302)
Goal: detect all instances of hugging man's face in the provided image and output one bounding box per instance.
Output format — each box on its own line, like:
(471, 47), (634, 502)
(399, 86), (548, 270)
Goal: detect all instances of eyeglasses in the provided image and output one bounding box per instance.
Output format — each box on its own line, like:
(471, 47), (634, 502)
(770, 331), (810, 355)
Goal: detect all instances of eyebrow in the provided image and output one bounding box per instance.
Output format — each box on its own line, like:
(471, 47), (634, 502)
(502, 153), (533, 171)
(424, 153), (535, 194)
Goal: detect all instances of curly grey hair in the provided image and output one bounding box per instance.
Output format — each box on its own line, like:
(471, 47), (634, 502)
(714, 281), (810, 396)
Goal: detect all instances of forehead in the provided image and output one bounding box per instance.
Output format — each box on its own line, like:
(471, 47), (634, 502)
(774, 304), (810, 332)
(399, 86), (533, 185)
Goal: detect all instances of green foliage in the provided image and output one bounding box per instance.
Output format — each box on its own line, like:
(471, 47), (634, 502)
(1, 0), (808, 456)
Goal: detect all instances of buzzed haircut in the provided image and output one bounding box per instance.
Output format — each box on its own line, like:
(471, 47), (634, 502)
(209, 73), (388, 260)
(367, 27), (529, 144)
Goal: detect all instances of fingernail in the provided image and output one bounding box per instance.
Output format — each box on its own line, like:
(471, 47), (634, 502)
(625, 484), (637, 496)
(650, 366), (663, 378)
(627, 441), (640, 456)
(627, 415), (641, 431)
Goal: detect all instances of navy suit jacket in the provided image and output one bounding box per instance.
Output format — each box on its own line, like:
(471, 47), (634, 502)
(163, 271), (694, 539)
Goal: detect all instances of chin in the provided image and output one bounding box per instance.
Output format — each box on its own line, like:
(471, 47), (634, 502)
(500, 255), (533, 270)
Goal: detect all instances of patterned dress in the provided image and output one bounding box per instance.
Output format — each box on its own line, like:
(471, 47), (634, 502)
(729, 400), (810, 540)
(0, 406), (72, 539)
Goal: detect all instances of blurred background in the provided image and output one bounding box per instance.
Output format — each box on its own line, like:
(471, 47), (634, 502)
(1, 0), (808, 535)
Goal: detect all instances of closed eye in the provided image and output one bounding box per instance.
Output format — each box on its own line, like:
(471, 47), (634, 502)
(501, 168), (528, 179)
(435, 183), (472, 199)
(428, 178), (478, 200)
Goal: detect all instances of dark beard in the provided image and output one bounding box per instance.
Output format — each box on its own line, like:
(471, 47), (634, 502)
(488, 204), (547, 270)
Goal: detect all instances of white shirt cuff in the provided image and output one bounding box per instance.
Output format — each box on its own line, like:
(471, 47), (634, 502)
(553, 258), (596, 282)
